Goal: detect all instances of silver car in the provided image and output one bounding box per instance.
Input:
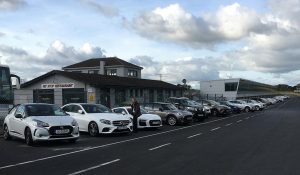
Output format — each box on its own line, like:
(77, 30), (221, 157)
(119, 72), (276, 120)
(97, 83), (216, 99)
(142, 102), (193, 126)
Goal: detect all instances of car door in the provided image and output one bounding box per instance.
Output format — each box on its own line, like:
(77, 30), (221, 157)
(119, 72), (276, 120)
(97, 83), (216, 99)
(71, 105), (88, 131)
(153, 104), (167, 121)
(11, 105), (27, 138)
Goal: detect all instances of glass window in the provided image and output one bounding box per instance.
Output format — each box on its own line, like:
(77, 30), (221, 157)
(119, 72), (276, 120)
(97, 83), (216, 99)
(107, 69), (117, 76)
(25, 104), (67, 116)
(33, 89), (54, 104)
(62, 105), (71, 112)
(81, 104), (112, 113)
(0, 67), (13, 104)
(70, 105), (82, 113)
(128, 70), (138, 77)
(15, 105), (25, 116)
(225, 82), (238, 91)
(88, 70), (99, 74)
(62, 88), (86, 105)
(153, 103), (162, 110)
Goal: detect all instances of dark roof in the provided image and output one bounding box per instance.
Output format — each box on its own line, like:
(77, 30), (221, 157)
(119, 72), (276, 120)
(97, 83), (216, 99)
(21, 70), (181, 90)
(63, 57), (143, 70)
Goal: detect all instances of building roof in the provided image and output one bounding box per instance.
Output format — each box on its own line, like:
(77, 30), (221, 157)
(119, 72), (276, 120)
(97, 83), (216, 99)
(62, 57), (143, 70)
(21, 70), (181, 90)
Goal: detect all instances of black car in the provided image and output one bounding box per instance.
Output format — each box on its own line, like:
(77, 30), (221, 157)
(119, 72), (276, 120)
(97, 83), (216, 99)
(198, 99), (232, 117)
(167, 97), (207, 121)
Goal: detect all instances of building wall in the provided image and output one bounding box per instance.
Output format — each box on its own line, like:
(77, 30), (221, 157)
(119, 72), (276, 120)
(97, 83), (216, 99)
(200, 79), (239, 100)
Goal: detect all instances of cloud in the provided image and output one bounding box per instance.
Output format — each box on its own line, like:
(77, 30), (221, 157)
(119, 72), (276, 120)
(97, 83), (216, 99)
(0, 0), (27, 11)
(129, 56), (220, 85)
(0, 40), (105, 80)
(81, 0), (119, 18)
(0, 32), (5, 37)
(126, 3), (269, 48)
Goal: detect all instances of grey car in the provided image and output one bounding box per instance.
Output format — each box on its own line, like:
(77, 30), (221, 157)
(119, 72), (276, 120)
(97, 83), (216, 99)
(141, 102), (193, 126)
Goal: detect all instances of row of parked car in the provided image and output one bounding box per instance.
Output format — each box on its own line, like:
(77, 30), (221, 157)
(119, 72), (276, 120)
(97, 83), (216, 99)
(2, 95), (289, 146)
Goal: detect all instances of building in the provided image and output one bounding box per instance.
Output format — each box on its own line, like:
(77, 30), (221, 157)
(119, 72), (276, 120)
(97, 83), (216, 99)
(14, 58), (182, 107)
(200, 78), (277, 100)
(294, 84), (300, 93)
(63, 57), (143, 79)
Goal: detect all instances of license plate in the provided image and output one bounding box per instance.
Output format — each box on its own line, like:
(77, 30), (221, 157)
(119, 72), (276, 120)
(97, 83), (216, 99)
(186, 116), (192, 120)
(152, 121), (160, 124)
(198, 114), (204, 116)
(55, 129), (69, 134)
(117, 126), (127, 130)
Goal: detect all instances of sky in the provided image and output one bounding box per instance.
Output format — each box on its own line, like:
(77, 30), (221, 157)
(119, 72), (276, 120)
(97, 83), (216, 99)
(1, 0), (300, 89)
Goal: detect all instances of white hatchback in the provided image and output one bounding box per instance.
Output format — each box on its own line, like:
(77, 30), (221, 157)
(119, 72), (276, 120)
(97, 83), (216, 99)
(62, 103), (133, 136)
(3, 103), (80, 146)
(112, 107), (162, 129)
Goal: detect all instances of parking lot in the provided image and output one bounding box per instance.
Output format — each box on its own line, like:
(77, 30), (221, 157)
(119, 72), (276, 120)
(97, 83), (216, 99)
(0, 97), (299, 175)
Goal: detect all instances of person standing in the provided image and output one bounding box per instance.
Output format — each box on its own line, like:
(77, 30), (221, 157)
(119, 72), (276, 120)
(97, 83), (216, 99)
(131, 97), (141, 133)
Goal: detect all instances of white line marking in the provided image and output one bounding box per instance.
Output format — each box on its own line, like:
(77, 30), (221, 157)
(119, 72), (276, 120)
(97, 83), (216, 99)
(236, 120), (243, 123)
(187, 133), (202, 139)
(211, 127), (221, 131)
(225, 123), (233, 126)
(0, 113), (244, 170)
(68, 159), (120, 175)
(245, 117), (250, 120)
(149, 143), (171, 151)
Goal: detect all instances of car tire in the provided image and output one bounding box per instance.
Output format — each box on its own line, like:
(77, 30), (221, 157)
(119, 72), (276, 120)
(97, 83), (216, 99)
(3, 124), (11, 140)
(245, 107), (250, 112)
(212, 110), (218, 117)
(25, 128), (34, 146)
(167, 116), (177, 126)
(255, 106), (260, 111)
(88, 122), (99, 137)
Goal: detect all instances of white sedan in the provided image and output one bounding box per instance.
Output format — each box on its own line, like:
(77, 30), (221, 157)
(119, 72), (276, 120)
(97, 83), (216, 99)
(62, 103), (133, 136)
(3, 103), (80, 146)
(112, 107), (162, 129)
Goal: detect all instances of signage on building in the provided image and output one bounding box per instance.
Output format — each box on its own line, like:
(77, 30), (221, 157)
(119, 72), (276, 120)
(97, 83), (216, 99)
(41, 83), (75, 89)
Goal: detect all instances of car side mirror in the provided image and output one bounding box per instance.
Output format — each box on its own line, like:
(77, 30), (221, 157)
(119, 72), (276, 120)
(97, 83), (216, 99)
(159, 108), (163, 111)
(15, 114), (23, 118)
(121, 111), (126, 115)
(78, 110), (84, 114)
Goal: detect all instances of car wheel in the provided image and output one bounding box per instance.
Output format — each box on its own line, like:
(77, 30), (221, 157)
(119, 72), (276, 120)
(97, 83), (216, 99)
(3, 124), (11, 140)
(255, 106), (260, 111)
(167, 116), (177, 126)
(88, 122), (99, 137)
(25, 128), (34, 146)
(245, 107), (250, 112)
(212, 110), (218, 117)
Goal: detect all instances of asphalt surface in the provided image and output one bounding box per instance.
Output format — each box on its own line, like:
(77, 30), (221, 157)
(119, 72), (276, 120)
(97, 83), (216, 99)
(0, 97), (299, 175)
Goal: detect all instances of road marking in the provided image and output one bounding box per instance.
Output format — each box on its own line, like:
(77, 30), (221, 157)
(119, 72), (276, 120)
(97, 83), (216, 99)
(187, 133), (202, 139)
(211, 127), (221, 131)
(52, 147), (92, 151)
(0, 113), (244, 170)
(149, 143), (171, 151)
(68, 159), (120, 175)
(245, 117), (250, 120)
(225, 123), (233, 126)
(236, 120), (243, 123)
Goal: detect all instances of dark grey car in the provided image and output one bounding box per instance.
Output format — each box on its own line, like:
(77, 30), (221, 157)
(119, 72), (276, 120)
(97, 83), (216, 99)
(141, 102), (193, 126)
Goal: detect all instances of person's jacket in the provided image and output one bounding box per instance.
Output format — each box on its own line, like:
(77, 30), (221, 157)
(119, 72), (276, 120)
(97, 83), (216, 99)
(131, 102), (141, 118)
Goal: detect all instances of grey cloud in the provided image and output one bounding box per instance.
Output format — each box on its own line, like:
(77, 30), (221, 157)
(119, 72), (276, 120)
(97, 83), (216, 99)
(0, 32), (5, 37)
(0, 0), (27, 11)
(81, 0), (119, 18)
(0, 41), (106, 80)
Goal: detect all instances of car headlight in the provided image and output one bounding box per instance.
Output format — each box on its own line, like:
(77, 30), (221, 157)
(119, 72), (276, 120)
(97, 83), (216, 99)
(32, 119), (49, 128)
(71, 119), (78, 126)
(176, 112), (183, 116)
(100, 119), (111, 125)
(140, 119), (147, 122)
(129, 118), (133, 123)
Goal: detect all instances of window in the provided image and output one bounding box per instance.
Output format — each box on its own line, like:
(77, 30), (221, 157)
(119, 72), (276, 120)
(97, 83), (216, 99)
(70, 105), (82, 113)
(62, 88), (86, 105)
(225, 82), (238, 91)
(113, 108), (128, 114)
(33, 89), (54, 104)
(106, 69), (117, 76)
(15, 105), (25, 117)
(128, 70), (138, 77)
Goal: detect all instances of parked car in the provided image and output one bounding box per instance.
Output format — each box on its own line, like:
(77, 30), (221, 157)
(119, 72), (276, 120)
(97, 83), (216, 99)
(258, 98), (272, 106)
(236, 100), (256, 111)
(62, 103), (133, 136)
(219, 101), (242, 113)
(245, 99), (265, 110)
(226, 100), (251, 112)
(112, 106), (162, 129)
(141, 102), (193, 126)
(167, 97), (207, 121)
(3, 103), (80, 146)
(198, 99), (231, 117)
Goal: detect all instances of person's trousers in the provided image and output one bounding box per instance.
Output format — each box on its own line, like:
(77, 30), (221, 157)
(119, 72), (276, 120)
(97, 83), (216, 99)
(133, 117), (138, 132)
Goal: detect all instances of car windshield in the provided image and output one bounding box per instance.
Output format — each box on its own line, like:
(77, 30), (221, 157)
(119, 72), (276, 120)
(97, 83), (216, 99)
(26, 104), (67, 116)
(207, 100), (220, 105)
(81, 104), (112, 113)
(162, 104), (177, 110)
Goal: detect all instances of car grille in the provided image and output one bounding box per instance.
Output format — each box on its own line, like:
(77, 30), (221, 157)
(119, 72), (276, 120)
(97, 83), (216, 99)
(149, 120), (161, 126)
(49, 125), (73, 136)
(113, 120), (130, 126)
